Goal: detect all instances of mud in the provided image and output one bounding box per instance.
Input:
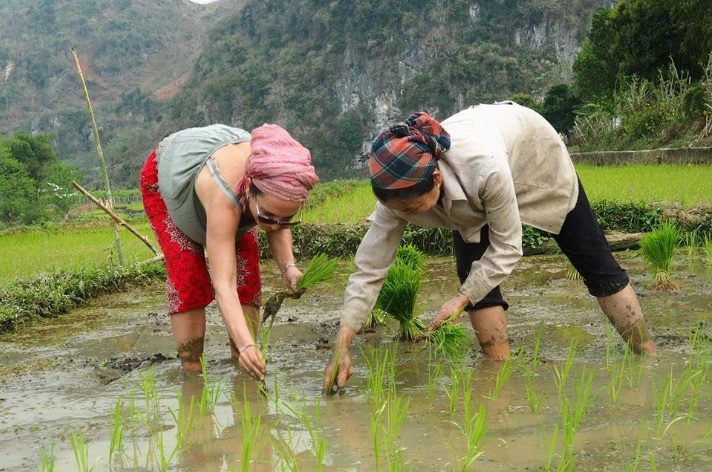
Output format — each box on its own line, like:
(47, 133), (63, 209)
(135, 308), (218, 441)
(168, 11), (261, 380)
(1, 252), (711, 471)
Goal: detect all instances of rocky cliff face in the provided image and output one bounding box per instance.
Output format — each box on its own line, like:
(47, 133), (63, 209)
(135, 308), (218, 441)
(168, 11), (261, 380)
(2, 0), (614, 184)
(325, 1), (613, 142)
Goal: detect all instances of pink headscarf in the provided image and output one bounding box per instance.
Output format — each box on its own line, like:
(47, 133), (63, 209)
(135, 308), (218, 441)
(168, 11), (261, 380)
(240, 124), (319, 203)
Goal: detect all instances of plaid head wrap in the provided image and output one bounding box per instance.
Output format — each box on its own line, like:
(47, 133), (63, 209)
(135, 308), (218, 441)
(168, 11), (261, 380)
(369, 112), (451, 190)
(238, 124), (319, 206)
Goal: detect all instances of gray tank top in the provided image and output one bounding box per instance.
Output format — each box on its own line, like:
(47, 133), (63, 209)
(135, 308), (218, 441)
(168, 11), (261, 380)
(156, 124), (252, 245)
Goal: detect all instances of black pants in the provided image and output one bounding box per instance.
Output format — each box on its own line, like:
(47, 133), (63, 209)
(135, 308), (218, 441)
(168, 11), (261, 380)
(454, 180), (630, 311)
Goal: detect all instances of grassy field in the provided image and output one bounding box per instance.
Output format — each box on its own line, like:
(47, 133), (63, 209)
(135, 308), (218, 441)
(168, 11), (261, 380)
(1, 165), (711, 285)
(576, 164), (712, 207)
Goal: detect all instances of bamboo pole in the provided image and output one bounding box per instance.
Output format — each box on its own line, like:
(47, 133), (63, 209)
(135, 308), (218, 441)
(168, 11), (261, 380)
(71, 47), (125, 265)
(72, 180), (161, 257)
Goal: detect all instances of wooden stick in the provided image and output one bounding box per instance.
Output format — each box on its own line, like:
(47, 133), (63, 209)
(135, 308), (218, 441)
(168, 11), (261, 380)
(71, 180), (160, 256)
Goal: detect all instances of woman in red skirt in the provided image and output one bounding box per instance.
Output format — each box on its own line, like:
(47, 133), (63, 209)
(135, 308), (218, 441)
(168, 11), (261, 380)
(140, 124), (318, 380)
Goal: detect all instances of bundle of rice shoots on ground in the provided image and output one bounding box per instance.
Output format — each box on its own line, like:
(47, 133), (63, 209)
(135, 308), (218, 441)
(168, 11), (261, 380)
(639, 222), (681, 291)
(262, 254), (338, 323)
(427, 319), (473, 358)
(396, 243), (424, 272)
(375, 260), (426, 341)
(365, 244), (424, 330)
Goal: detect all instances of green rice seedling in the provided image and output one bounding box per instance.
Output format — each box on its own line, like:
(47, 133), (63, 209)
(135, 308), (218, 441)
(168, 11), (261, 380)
(370, 408), (383, 471)
(604, 327), (633, 405)
(564, 261), (580, 280)
(524, 325), (544, 411)
(559, 367), (594, 467)
(446, 361), (466, 414)
(651, 368), (688, 440)
(375, 261), (426, 341)
(639, 222), (681, 291)
(426, 346), (444, 404)
(152, 425), (177, 472)
(197, 355), (222, 418)
(363, 344), (397, 406)
(530, 323), (544, 373)
(229, 385), (264, 472)
(624, 423), (651, 472)
(458, 403), (487, 471)
(109, 397), (125, 465)
(282, 394), (328, 471)
(485, 353), (519, 400)
(138, 367), (159, 422)
(648, 452), (658, 471)
(525, 366), (542, 413)
(680, 229), (699, 258)
(554, 340), (578, 397)
(427, 320), (472, 359)
(460, 369), (474, 421)
(542, 424), (559, 471)
(39, 442), (56, 472)
(703, 236), (712, 266)
(167, 393), (196, 458)
(69, 429), (93, 472)
(382, 394), (410, 466)
(262, 253), (338, 323)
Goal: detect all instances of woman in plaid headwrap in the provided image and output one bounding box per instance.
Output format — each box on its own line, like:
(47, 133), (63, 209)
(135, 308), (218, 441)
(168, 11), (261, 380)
(140, 123), (318, 380)
(324, 102), (656, 393)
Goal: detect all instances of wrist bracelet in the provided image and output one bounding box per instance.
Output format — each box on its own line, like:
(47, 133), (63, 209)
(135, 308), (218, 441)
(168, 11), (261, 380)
(281, 262), (297, 275)
(239, 343), (256, 354)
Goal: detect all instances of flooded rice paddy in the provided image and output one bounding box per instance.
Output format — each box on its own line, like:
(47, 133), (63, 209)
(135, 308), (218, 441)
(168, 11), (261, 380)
(1, 251), (711, 471)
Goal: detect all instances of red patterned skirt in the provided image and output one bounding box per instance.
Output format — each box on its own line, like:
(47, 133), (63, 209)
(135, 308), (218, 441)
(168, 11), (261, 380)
(140, 150), (261, 315)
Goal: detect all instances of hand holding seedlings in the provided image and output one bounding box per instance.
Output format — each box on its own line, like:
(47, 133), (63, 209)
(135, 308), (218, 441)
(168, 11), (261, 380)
(428, 293), (470, 331)
(238, 342), (266, 381)
(263, 254), (338, 324)
(281, 263), (302, 292)
(323, 326), (356, 395)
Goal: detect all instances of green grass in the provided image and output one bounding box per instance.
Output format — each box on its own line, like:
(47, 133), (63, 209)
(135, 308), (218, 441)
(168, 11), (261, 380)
(576, 164), (712, 206)
(301, 180), (375, 224)
(0, 223), (158, 285)
(2, 166), (711, 285)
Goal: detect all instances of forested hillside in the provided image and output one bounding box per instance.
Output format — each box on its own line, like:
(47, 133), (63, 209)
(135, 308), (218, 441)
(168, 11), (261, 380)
(1, 0), (610, 189)
(0, 0), (245, 186)
(2, 0), (710, 198)
(167, 0), (614, 179)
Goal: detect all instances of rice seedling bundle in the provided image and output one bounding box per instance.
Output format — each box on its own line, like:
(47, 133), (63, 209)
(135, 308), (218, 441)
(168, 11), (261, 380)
(375, 244), (471, 353)
(639, 222), (681, 291)
(427, 320), (472, 358)
(375, 260), (426, 341)
(262, 254), (338, 323)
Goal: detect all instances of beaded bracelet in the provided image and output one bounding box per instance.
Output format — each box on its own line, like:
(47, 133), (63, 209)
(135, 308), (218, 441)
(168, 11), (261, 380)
(281, 262), (297, 275)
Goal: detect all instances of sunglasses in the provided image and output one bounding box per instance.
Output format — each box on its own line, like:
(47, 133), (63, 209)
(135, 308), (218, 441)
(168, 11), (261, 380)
(253, 199), (301, 227)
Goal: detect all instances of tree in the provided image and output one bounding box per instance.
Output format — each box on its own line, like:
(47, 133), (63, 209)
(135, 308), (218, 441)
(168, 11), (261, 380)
(0, 154), (39, 226)
(540, 84), (579, 141)
(8, 132), (58, 185)
(573, 0), (712, 101)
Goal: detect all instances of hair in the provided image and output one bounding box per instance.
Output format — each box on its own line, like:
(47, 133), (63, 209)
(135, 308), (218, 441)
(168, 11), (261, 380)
(371, 173), (436, 202)
(250, 182), (264, 196)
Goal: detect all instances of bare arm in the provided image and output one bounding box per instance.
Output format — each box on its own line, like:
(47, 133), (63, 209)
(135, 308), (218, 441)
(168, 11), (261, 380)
(196, 165), (266, 380)
(266, 227), (302, 288)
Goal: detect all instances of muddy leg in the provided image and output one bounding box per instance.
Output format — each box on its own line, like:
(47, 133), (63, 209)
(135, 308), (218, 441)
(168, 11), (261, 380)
(170, 308), (207, 371)
(229, 304), (261, 361)
(597, 283), (656, 355)
(467, 306), (510, 359)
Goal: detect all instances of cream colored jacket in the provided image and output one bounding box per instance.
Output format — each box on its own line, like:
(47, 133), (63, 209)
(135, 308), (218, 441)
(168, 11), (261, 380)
(341, 102), (579, 332)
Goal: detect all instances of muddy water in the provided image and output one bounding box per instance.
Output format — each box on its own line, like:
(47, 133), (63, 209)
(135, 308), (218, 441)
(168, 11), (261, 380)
(1, 252), (711, 471)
